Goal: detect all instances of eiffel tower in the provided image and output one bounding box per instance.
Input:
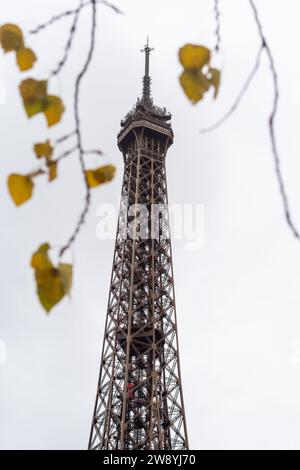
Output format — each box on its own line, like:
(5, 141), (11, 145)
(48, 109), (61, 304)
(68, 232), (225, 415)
(88, 39), (189, 450)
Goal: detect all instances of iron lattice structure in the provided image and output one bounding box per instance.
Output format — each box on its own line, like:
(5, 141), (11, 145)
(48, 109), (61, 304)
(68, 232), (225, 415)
(89, 41), (189, 450)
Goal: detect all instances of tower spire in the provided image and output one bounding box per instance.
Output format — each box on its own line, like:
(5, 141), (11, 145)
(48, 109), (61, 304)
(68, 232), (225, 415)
(141, 36), (154, 104)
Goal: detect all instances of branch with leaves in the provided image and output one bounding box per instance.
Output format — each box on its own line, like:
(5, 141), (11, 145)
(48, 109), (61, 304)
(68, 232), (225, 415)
(3, 0), (298, 313)
(0, 0), (121, 312)
(178, 0), (300, 241)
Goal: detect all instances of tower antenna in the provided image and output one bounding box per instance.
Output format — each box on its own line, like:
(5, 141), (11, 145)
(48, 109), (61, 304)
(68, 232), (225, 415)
(141, 36), (154, 103)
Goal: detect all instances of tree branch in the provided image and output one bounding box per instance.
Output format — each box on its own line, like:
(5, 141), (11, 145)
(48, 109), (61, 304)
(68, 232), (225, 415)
(54, 131), (76, 145)
(28, 0), (122, 35)
(59, 0), (97, 257)
(201, 44), (263, 133)
(49, 0), (84, 78)
(213, 0), (221, 53)
(83, 149), (103, 156)
(249, 0), (300, 239)
(56, 146), (78, 162)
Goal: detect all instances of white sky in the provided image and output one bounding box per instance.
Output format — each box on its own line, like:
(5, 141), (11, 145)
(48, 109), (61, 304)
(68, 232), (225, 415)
(1, 0), (300, 450)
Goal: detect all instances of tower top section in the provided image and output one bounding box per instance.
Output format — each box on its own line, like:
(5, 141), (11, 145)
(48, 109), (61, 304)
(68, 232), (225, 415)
(141, 36), (154, 105)
(118, 39), (173, 153)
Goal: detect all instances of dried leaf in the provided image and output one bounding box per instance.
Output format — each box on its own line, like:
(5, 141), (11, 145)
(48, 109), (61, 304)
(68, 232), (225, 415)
(19, 78), (48, 118)
(178, 44), (222, 104)
(59, 263), (72, 296)
(34, 140), (53, 160)
(179, 70), (211, 104)
(7, 174), (34, 206)
(19, 79), (47, 102)
(179, 44), (211, 70)
(31, 243), (73, 313)
(209, 68), (221, 99)
(17, 47), (37, 71)
(44, 95), (65, 127)
(0, 23), (24, 52)
(85, 165), (116, 188)
(31, 243), (52, 271)
(36, 268), (66, 313)
(48, 161), (57, 182)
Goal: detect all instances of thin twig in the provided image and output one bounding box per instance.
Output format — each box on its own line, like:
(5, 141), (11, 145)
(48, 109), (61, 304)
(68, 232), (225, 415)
(201, 44), (264, 133)
(59, 0), (97, 257)
(249, 0), (300, 239)
(100, 0), (123, 14)
(29, 4), (86, 34)
(55, 146), (102, 161)
(83, 149), (103, 156)
(49, 0), (84, 78)
(28, 168), (46, 178)
(27, 147), (77, 178)
(213, 0), (221, 53)
(28, 0), (122, 35)
(56, 146), (78, 162)
(54, 131), (76, 145)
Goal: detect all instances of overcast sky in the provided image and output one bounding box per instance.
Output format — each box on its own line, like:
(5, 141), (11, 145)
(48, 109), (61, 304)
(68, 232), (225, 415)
(1, 0), (300, 450)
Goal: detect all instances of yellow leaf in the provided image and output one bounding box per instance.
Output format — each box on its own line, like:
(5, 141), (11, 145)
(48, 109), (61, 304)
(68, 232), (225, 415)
(31, 243), (52, 271)
(19, 79), (48, 118)
(8, 173), (34, 206)
(20, 78), (47, 102)
(24, 101), (45, 118)
(179, 70), (211, 104)
(85, 165), (116, 188)
(0, 24), (24, 52)
(179, 44), (211, 70)
(59, 263), (72, 296)
(34, 140), (53, 160)
(44, 95), (65, 127)
(48, 161), (57, 182)
(19, 81), (64, 124)
(17, 47), (37, 71)
(209, 68), (221, 99)
(31, 243), (73, 313)
(36, 267), (66, 313)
